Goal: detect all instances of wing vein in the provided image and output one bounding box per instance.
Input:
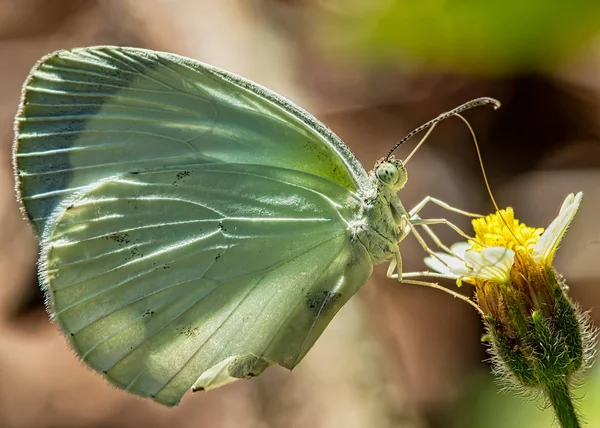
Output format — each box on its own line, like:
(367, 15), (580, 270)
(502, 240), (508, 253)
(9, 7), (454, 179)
(151, 272), (269, 397)
(256, 241), (345, 363)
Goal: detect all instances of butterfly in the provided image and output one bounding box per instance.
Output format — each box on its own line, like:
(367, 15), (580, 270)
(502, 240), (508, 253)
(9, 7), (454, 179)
(13, 46), (499, 406)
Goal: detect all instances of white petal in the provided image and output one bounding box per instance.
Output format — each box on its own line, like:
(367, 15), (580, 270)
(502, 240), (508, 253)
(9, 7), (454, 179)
(424, 251), (462, 277)
(463, 249), (491, 269)
(440, 250), (468, 270)
(480, 246), (513, 266)
(461, 247), (514, 282)
(533, 192), (583, 264)
(450, 265), (476, 277)
(480, 247), (515, 281)
(449, 241), (472, 259)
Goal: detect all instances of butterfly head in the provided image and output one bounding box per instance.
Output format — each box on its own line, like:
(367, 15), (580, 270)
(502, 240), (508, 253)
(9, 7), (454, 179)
(373, 156), (407, 191)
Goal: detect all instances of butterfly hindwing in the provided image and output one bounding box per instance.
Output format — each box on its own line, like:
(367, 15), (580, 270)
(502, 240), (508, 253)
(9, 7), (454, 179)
(42, 164), (372, 405)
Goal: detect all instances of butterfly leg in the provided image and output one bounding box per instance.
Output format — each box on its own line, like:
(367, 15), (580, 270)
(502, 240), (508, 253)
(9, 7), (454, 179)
(397, 213), (468, 273)
(405, 196), (483, 256)
(408, 196), (482, 219)
(410, 216), (482, 250)
(387, 199), (487, 314)
(386, 248), (403, 282)
(387, 219), (483, 314)
(396, 277), (484, 315)
(386, 237), (482, 313)
(411, 220), (456, 256)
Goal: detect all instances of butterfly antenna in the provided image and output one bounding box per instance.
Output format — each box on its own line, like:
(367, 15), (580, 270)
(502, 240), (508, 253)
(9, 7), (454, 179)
(385, 97), (501, 161)
(453, 112), (523, 245)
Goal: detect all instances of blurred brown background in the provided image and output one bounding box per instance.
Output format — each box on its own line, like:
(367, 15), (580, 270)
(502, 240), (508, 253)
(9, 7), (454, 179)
(1, 1), (600, 427)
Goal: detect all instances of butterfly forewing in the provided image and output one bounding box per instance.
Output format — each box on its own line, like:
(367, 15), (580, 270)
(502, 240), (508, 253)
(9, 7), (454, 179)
(15, 47), (369, 235)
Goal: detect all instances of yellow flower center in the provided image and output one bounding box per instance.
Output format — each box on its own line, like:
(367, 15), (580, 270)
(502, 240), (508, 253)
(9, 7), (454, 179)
(469, 207), (544, 254)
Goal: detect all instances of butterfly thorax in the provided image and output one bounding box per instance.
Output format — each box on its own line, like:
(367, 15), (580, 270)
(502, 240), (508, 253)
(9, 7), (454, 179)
(351, 161), (409, 265)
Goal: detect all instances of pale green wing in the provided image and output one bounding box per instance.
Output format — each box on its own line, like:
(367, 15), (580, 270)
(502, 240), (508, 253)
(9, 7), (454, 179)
(42, 164), (372, 406)
(14, 46), (369, 236)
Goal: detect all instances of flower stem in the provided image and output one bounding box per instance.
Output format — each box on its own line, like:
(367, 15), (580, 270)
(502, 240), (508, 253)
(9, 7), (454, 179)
(545, 379), (581, 428)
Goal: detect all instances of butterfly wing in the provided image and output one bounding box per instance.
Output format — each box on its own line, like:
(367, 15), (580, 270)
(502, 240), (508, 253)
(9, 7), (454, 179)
(14, 47), (376, 405)
(14, 46), (370, 235)
(44, 165), (371, 405)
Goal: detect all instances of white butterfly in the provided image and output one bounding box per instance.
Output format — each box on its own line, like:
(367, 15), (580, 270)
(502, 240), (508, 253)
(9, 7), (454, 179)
(13, 46), (498, 405)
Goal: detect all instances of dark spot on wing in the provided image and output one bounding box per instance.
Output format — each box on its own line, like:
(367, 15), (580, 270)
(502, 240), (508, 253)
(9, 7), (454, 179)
(105, 233), (130, 245)
(229, 355), (270, 379)
(124, 247), (143, 261)
(172, 170), (190, 185)
(183, 326), (199, 338)
(331, 165), (341, 181)
(305, 290), (343, 316)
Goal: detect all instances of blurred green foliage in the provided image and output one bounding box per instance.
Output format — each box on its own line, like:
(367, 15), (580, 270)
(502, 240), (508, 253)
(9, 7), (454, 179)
(452, 365), (600, 427)
(312, 0), (600, 75)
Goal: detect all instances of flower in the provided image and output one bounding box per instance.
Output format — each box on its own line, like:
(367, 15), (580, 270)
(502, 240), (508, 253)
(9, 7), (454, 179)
(421, 192), (597, 428)
(425, 193), (587, 328)
(425, 192), (581, 287)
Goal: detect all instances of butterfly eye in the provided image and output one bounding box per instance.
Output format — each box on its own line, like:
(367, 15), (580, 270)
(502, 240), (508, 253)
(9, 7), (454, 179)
(375, 160), (408, 191)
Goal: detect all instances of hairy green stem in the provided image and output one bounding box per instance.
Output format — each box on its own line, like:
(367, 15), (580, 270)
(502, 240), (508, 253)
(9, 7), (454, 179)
(545, 379), (581, 428)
